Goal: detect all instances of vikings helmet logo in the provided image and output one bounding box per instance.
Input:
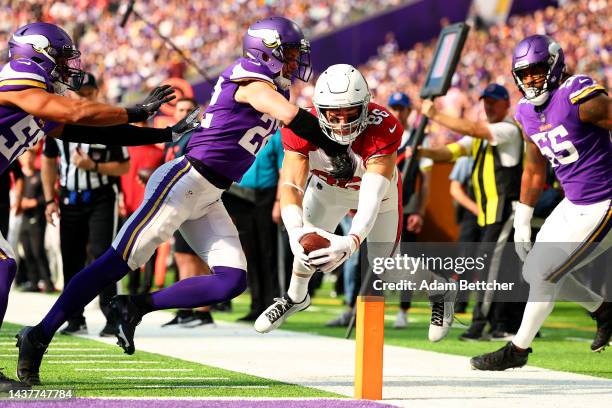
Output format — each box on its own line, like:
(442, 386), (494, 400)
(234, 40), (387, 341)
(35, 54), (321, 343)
(247, 28), (281, 48)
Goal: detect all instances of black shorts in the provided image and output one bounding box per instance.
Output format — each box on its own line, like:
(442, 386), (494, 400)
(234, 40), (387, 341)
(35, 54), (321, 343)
(173, 230), (196, 255)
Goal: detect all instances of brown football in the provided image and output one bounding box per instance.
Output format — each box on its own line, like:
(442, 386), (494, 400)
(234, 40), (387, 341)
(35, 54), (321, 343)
(299, 232), (331, 255)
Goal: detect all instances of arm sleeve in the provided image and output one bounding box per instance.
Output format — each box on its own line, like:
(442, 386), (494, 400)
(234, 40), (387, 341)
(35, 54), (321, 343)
(281, 126), (316, 156)
(58, 124), (172, 146)
(285, 108), (347, 156)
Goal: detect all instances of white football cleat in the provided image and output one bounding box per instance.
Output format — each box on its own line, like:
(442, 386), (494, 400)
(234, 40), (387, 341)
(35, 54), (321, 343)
(393, 310), (408, 329)
(254, 293), (311, 333)
(428, 287), (457, 342)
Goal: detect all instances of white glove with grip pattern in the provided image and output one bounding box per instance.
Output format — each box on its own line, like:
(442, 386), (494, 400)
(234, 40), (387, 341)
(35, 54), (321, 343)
(308, 230), (359, 274)
(513, 202), (534, 262)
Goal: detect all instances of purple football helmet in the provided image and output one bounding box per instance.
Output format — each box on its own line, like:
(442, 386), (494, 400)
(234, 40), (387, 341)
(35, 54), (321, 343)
(242, 16), (312, 83)
(511, 34), (565, 105)
(8, 22), (84, 92)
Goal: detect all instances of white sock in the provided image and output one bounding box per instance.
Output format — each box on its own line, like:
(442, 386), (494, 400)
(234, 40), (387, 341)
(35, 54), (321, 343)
(513, 301), (555, 349)
(558, 275), (603, 313)
(287, 273), (310, 303)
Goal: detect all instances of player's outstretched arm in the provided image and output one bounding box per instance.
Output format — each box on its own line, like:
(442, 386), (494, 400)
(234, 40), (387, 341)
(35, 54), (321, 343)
(53, 107), (201, 146)
(235, 81), (345, 156)
(579, 93), (612, 130)
(279, 151), (311, 266)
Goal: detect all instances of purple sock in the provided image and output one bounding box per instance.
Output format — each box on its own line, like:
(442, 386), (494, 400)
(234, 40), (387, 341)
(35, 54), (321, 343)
(38, 248), (130, 341)
(0, 258), (17, 330)
(148, 266), (247, 310)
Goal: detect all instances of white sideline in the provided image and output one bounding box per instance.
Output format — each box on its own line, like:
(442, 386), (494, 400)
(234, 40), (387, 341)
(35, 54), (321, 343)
(5, 291), (612, 408)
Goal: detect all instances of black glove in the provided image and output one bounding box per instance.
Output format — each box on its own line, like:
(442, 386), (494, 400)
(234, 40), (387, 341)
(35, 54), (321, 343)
(330, 152), (355, 181)
(171, 107), (202, 142)
(126, 85), (176, 123)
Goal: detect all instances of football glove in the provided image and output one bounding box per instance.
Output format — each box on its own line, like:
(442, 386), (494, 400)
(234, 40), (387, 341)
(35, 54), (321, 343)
(308, 230), (359, 274)
(171, 107), (201, 142)
(513, 202), (534, 262)
(127, 85), (176, 123)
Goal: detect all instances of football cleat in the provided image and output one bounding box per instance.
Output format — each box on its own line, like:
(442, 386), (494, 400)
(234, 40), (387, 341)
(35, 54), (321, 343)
(60, 318), (87, 335)
(0, 369), (30, 392)
(591, 302), (612, 352)
(254, 293), (310, 333)
(326, 309), (354, 328)
(16, 327), (48, 386)
(428, 287), (457, 342)
(393, 310), (408, 329)
(470, 342), (531, 371)
(109, 295), (143, 355)
(180, 311), (216, 328)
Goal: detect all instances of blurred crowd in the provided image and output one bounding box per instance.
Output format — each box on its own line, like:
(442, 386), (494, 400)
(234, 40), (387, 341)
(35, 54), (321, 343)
(292, 0), (610, 146)
(0, 0), (407, 103)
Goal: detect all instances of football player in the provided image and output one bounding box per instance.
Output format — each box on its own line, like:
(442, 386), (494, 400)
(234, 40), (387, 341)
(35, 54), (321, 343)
(17, 17), (349, 385)
(471, 35), (612, 371)
(254, 64), (404, 333)
(0, 22), (196, 391)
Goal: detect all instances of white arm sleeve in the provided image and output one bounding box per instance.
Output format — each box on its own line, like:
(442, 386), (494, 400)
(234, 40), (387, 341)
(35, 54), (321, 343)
(348, 172), (391, 243)
(281, 204), (303, 231)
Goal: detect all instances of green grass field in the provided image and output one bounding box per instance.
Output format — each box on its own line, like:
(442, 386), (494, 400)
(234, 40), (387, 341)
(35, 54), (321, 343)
(0, 322), (338, 398)
(215, 280), (612, 379)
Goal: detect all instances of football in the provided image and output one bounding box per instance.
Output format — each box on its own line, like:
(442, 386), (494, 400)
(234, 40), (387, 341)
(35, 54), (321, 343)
(299, 232), (331, 255)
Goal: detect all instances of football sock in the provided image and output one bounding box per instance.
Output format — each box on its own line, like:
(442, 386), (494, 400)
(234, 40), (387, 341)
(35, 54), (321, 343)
(147, 266), (246, 310)
(512, 300), (554, 349)
(0, 258), (16, 330)
(39, 248), (130, 342)
(287, 273), (310, 303)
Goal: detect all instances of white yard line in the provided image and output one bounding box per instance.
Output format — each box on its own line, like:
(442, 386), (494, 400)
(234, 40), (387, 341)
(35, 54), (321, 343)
(47, 360), (162, 364)
(75, 368), (194, 372)
(134, 385), (270, 389)
(104, 377), (230, 380)
(6, 291), (612, 408)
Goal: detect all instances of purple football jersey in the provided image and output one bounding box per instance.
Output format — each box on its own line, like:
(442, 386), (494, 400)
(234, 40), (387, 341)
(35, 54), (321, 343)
(185, 57), (288, 182)
(515, 75), (611, 204)
(0, 59), (58, 174)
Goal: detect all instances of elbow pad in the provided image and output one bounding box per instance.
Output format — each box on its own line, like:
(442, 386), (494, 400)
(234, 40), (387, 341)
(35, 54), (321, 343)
(349, 172), (391, 243)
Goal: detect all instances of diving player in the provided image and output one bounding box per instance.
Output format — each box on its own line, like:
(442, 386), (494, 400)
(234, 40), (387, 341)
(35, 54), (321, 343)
(17, 16), (349, 386)
(254, 64), (404, 333)
(471, 35), (612, 371)
(0, 22), (196, 390)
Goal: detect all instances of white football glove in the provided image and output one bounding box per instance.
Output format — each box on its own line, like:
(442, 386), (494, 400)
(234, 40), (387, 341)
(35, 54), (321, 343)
(287, 226), (311, 267)
(513, 202), (534, 262)
(308, 230), (359, 274)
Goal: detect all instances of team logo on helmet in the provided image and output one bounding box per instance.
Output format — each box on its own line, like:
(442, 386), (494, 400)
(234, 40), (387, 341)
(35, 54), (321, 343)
(247, 28), (281, 48)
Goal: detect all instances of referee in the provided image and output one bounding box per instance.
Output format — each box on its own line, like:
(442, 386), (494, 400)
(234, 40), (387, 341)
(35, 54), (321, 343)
(417, 84), (525, 341)
(41, 73), (130, 337)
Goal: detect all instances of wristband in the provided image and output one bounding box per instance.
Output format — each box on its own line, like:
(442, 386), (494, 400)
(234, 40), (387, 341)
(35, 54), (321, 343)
(94, 162), (99, 172)
(45, 199), (55, 206)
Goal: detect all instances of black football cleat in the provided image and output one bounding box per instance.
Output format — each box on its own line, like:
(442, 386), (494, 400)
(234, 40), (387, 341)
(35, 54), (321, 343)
(591, 302), (612, 352)
(0, 369), (30, 392)
(15, 327), (48, 386)
(110, 295), (143, 355)
(470, 342), (531, 371)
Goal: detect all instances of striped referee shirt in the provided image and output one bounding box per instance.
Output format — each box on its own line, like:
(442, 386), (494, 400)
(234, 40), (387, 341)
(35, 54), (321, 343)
(43, 138), (129, 191)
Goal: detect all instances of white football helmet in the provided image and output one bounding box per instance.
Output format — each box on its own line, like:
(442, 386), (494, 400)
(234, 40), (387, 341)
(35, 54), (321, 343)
(312, 64), (371, 145)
